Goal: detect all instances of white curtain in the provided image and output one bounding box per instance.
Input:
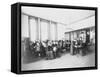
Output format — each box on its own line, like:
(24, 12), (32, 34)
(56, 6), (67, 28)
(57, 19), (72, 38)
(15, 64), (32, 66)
(30, 17), (37, 42)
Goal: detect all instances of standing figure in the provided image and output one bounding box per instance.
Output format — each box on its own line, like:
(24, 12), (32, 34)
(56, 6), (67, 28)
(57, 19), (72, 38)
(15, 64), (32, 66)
(41, 41), (47, 57)
(46, 41), (53, 60)
(56, 41), (61, 57)
(73, 39), (78, 55)
(35, 42), (41, 57)
(78, 37), (83, 56)
(52, 41), (57, 58)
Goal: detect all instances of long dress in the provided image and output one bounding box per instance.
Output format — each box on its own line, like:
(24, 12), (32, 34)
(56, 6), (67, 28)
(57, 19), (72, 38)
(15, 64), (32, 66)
(53, 46), (57, 58)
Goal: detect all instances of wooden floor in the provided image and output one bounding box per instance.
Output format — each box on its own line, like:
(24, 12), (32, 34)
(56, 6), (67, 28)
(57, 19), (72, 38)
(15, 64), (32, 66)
(21, 51), (95, 71)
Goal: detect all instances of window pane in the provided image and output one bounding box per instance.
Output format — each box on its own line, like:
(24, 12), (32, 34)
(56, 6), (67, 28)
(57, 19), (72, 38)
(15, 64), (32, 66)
(58, 24), (66, 40)
(51, 22), (56, 40)
(41, 20), (48, 41)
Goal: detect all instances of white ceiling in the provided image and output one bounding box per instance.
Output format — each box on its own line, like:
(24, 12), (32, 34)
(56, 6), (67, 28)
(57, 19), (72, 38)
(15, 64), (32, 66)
(22, 6), (95, 25)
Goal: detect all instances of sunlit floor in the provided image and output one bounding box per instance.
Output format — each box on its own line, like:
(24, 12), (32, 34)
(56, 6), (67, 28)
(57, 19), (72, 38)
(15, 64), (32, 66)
(21, 51), (95, 71)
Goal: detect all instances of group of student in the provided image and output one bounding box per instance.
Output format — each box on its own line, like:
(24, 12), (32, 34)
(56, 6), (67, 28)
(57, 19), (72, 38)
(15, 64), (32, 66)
(29, 40), (71, 60)
(73, 37), (88, 55)
(23, 37), (88, 60)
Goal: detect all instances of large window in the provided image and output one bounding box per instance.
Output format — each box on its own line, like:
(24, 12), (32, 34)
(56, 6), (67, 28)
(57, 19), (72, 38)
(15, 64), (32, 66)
(51, 22), (56, 40)
(40, 20), (48, 41)
(57, 24), (66, 40)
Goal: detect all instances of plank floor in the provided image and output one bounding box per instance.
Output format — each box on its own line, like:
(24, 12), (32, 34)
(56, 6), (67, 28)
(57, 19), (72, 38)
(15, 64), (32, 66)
(22, 52), (95, 71)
